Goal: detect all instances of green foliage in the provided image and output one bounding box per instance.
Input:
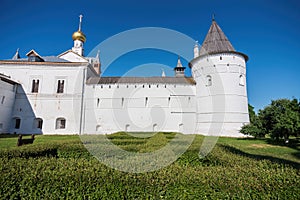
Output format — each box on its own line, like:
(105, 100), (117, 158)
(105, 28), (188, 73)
(259, 98), (300, 141)
(242, 99), (300, 141)
(248, 104), (256, 124)
(241, 104), (265, 138)
(0, 134), (299, 199)
(240, 123), (264, 138)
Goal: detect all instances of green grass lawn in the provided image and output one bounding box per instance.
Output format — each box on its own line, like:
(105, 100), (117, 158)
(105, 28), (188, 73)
(0, 132), (299, 199)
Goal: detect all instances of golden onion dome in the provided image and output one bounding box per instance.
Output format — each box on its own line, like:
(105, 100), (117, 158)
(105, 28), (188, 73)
(72, 30), (86, 43)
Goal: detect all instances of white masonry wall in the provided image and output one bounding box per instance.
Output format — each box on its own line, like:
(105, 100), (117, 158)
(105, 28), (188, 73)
(0, 62), (89, 134)
(0, 78), (17, 133)
(191, 53), (249, 137)
(83, 83), (197, 134)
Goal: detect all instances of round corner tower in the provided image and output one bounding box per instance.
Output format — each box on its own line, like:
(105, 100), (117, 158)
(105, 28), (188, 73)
(189, 19), (249, 137)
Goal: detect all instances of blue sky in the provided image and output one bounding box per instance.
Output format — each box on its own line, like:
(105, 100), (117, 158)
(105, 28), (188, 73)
(0, 0), (299, 111)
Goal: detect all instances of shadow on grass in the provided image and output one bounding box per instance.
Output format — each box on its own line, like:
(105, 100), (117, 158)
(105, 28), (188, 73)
(219, 144), (300, 170)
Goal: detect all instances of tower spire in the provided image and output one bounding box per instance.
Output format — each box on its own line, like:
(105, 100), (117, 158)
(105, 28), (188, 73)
(174, 56), (186, 77)
(79, 14), (83, 31)
(12, 48), (20, 60)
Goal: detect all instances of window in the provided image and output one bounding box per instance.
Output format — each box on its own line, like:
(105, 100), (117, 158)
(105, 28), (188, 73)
(56, 118), (66, 129)
(13, 118), (21, 129)
(239, 74), (245, 86)
(220, 56), (222, 60)
(206, 75), (212, 86)
(168, 97), (171, 107)
(125, 124), (130, 132)
(97, 98), (100, 107)
(153, 124), (158, 132)
(145, 97), (148, 107)
(57, 80), (65, 93)
(96, 125), (101, 131)
(31, 79), (39, 93)
(121, 97), (124, 107)
(1, 96), (5, 104)
(34, 118), (43, 129)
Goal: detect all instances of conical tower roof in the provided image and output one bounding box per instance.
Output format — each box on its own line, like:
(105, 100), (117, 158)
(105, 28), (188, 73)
(199, 19), (235, 56)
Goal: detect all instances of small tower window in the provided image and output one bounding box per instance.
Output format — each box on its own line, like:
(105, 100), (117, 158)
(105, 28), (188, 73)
(239, 74), (245, 86)
(145, 97), (148, 107)
(57, 80), (65, 93)
(97, 98), (100, 107)
(121, 97), (124, 107)
(31, 79), (39, 93)
(220, 56), (222, 60)
(206, 75), (212, 86)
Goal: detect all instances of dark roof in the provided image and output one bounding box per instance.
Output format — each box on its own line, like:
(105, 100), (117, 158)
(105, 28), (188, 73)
(87, 77), (196, 85)
(199, 20), (235, 56)
(0, 73), (18, 85)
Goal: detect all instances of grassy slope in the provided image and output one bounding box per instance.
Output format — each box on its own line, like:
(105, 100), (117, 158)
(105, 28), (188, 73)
(0, 133), (299, 199)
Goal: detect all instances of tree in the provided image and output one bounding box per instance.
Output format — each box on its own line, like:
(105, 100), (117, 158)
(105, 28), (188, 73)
(248, 104), (256, 124)
(259, 98), (300, 143)
(240, 104), (265, 138)
(241, 99), (300, 142)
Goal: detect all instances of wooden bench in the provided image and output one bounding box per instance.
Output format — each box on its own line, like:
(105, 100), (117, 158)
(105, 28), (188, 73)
(17, 134), (35, 146)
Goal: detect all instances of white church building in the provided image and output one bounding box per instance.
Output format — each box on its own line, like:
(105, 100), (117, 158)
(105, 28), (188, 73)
(0, 17), (249, 137)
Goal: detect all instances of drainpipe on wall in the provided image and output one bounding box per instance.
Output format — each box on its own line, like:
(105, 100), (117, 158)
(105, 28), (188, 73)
(79, 67), (86, 135)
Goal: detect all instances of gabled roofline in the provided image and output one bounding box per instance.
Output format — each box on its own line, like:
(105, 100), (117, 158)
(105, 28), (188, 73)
(26, 49), (44, 61)
(58, 50), (89, 62)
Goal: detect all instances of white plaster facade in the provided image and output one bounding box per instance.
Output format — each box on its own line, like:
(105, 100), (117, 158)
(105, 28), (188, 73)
(0, 18), (250, 137)
(0, 74), (18, 133)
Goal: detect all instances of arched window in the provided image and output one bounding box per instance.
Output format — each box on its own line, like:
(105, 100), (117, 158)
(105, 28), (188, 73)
(206, 75), (212, 86)
(239, 74), (245, 86)
(96, 125), (101, 131)
(153, 124), (158, 132)
(125, 124), (130, 132)
(34, 118), (43, 129)
(56, 118), (66, 129)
